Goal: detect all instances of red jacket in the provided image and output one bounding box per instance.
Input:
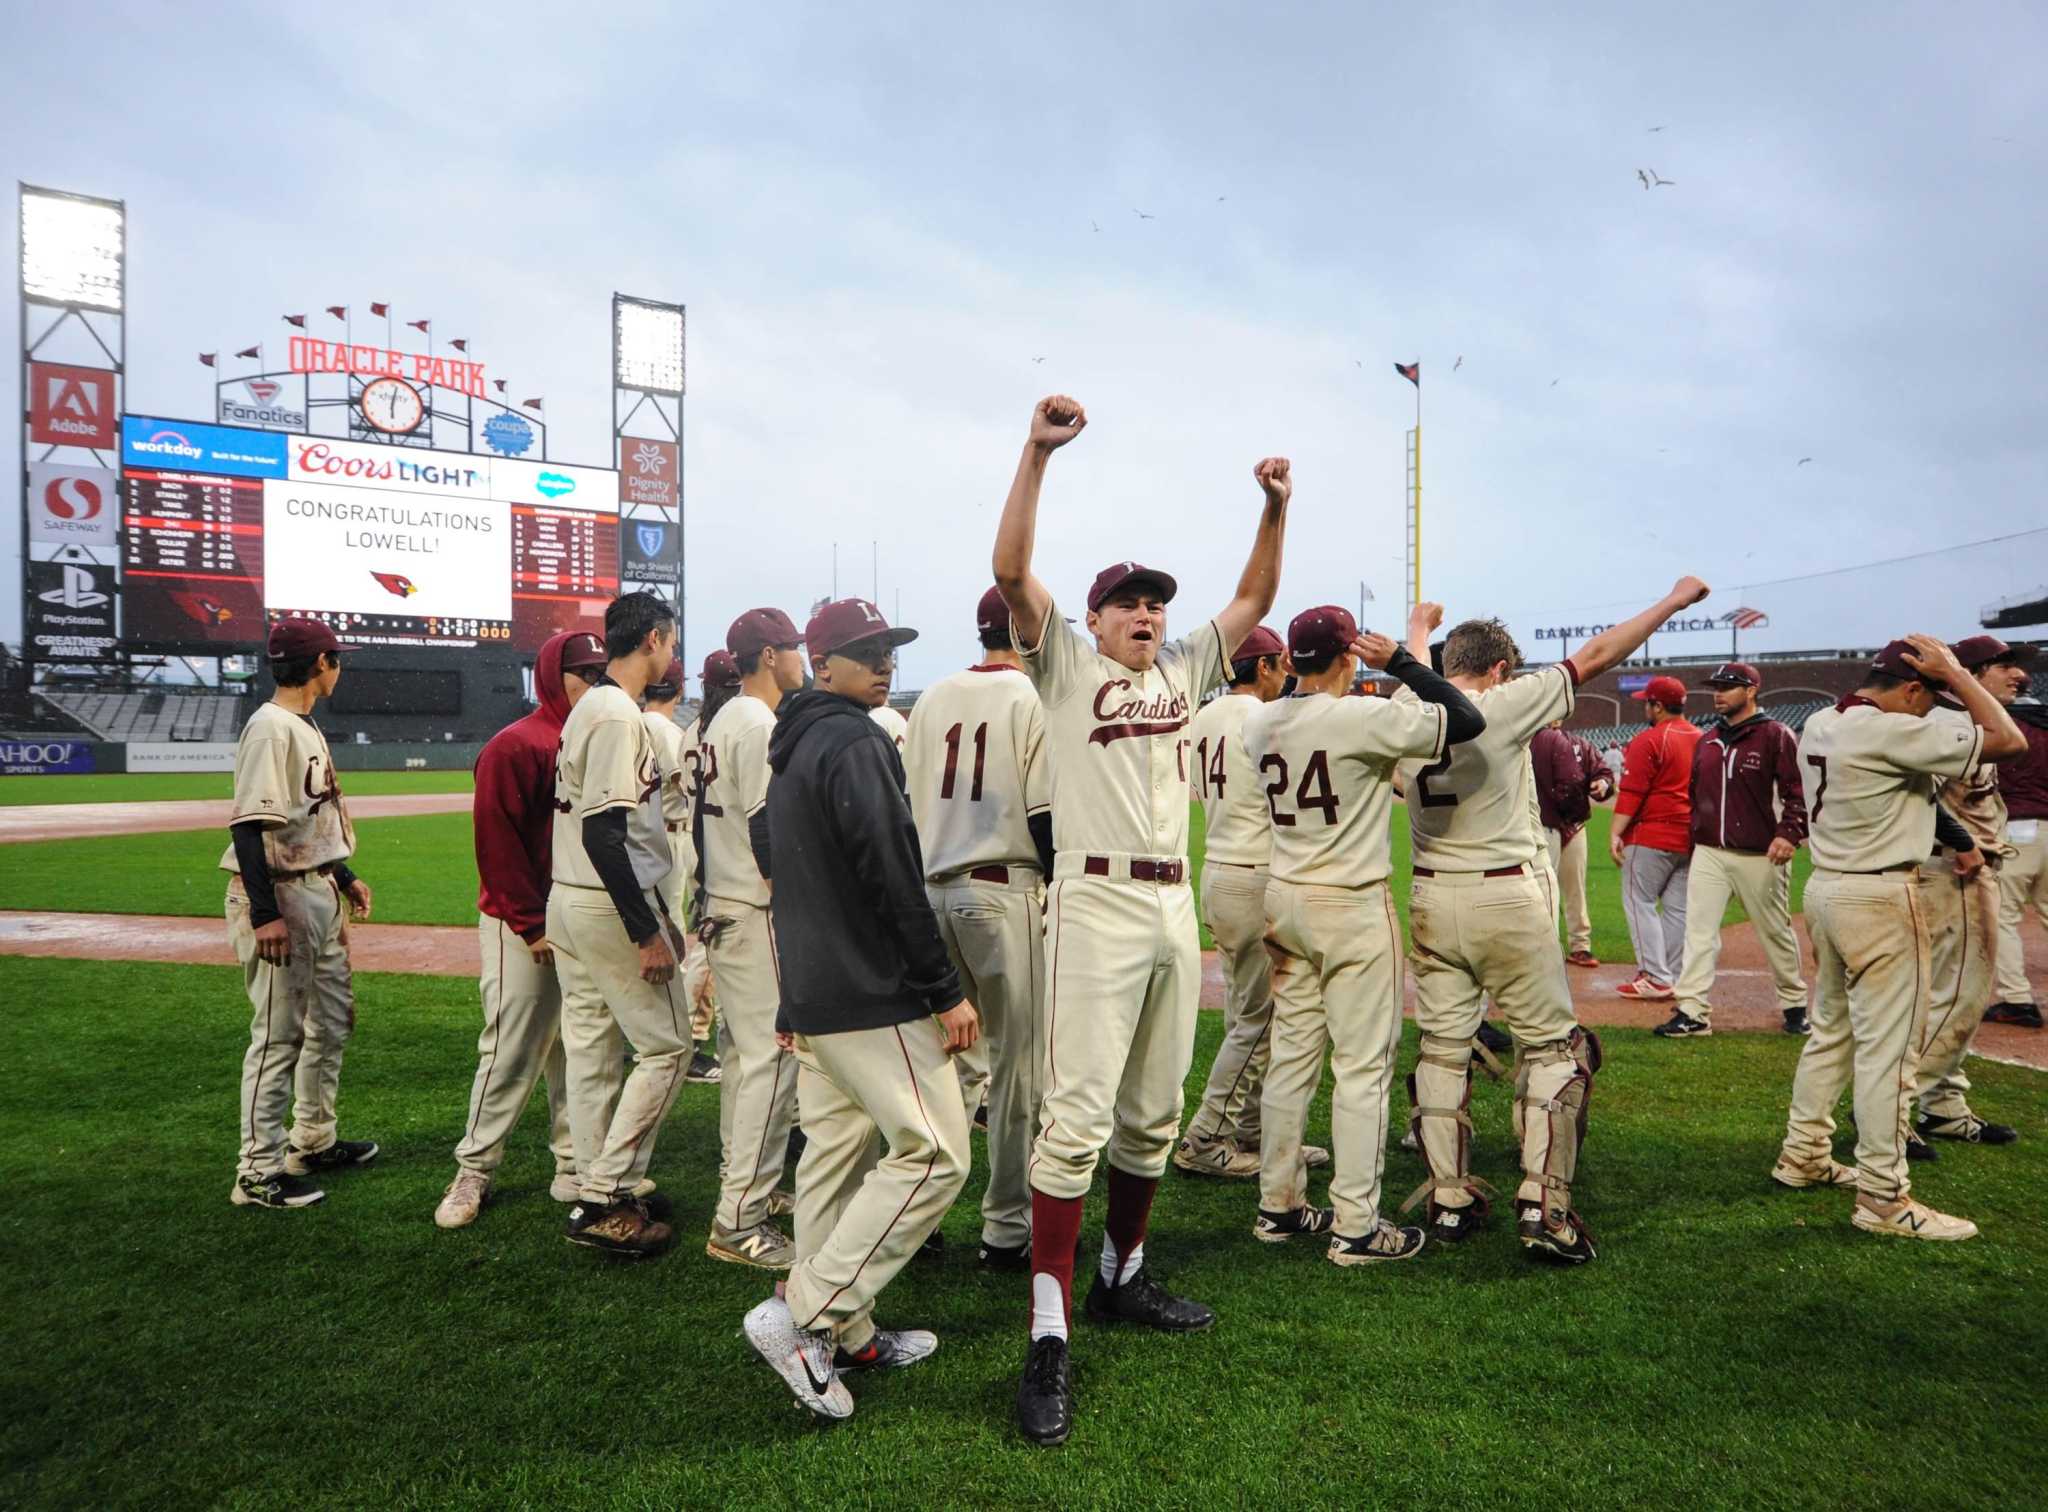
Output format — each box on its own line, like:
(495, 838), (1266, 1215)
(2004, 707), (2048, 821)
(1616, 716), (1701, 852)
(1688, 713), (1806, 853)
(1531, 726), (1596, 838)
(473, 630), (576, 942)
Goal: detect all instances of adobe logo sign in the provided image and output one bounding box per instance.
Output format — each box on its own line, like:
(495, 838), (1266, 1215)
(29, 361), (118, 448)
(27, 462), (119, 547)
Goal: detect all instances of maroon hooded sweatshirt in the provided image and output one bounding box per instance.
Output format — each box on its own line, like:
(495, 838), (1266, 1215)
(473, 630), (574, 942)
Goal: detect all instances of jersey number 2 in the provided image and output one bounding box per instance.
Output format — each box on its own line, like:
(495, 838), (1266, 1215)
(941, 721), (987, 801)
(1414, 752), (1459, 808)
(693, 744), (723, 818)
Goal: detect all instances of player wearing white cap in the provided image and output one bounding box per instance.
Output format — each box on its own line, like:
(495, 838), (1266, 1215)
(904, 586), (1054, 1268)
(223, 617), (377, 1209)
(1243, 602), (1485, 1266)
(993, 395), (1290, 1447)
(1773, 637), (2022, 1241)
(1395, 579), (1709, 1265)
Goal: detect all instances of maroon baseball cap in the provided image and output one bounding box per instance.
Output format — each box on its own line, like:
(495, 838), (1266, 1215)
(727, 607), (802, 660)
(558, 631), (608, 673)
(1087, 561), (1178, 613)
(1287, 605), (1359, 660)
(806, 598), (919, 660)
(650, 656), (685, 691)
(1631, 674), (1688, 705)
(701, 649), (740, 689)
(1869, 640), (1961, 704)
(1230, 624), (1285, 664)
(267, 616), (358, 658)
(1701, 662), (1761, 689)
(977, 586), (1012, 636)
(1952, 634), (2037, 670)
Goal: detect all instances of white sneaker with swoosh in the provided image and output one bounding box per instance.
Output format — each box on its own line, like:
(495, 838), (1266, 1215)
(744, 1296), (854, 1420)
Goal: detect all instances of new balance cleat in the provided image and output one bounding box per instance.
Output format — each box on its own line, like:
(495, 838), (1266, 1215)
(978, 1240), (1030, 1272)
(230, 1172), (325, 1209)
(1253, 1204), (1335, 1244)
(1770, 1155), (1858, 1189)
(766, 1187), (797, 1218)
(1615, 976), (1673, 1001)
(434, 1169), (491, 1229)
(1905, 1134), (1939, 1163)
(285, 1139), (378, 1176)
(1173, 1132), (1258, 1180)
(744, 1294), (853, 1420)
(566, 1197), (673, 1258)
(1425, 1197), (1488, 1244)
(1328, 1220), (1428, 1267)
(1853, 1197), (1977, 1242)
(685, 1050), (723, 1084)
(1565, 949), (1601, 969)
(707, 1221), (796, 1270)
(1517, 1201), (1598, 1265)
(1915, 1112), (2019, 1146)
(1300, 1143), (1331, 1170)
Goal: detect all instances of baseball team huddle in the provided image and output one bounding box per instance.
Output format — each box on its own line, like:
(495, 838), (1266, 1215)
(215, 396), (2041, 1443)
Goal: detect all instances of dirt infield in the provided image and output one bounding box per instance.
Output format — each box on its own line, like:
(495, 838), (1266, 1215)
(0, 793), (473, 842)
(7, 906), (2042, 1069)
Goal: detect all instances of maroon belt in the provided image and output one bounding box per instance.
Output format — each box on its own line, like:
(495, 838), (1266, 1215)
(665, 822), (679, 833)
(1084, 855), (1185, 884)
(1412, 864), (1526, 879)
(970, 865), (1011, 884)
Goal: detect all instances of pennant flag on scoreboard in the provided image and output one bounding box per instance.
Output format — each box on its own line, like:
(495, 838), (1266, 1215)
(283, 314), (307, 328)
(522, 397), (544, 411)
(369, 301), (390, 317)
(450, 338), (469, 352)
(198, 352), (217, 367)
(1394, 360), (1420, 387)
(407, 318), (431, 333)
(236, 345), (261, 359)
(326, 305), (347, 321)
(493, 379), (507, 394)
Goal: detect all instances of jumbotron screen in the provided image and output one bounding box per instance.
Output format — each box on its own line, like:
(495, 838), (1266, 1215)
(118, 416), (620, 652)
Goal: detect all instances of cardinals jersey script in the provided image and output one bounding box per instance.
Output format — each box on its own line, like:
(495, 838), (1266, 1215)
(218, 702), (355, 876)
(1017, 607), (1229, 858)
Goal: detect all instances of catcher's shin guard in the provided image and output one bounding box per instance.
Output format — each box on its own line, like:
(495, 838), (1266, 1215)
(1400, 1033), (1489, 1219)
(1515, 1025), (1603, 1227)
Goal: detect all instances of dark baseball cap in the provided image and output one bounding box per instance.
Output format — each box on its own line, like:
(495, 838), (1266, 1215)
(1287, 605), (1359, 660)
(650, 656), (685, 691)
(1231, 624), (1285, 663)
(806, 597), (919, 660)
(1631, 674), (1688, 705)
(727, 607), (802, 660)
(1869, 639), (1961, 704)
(1701, 662), (1761, 689)
(701, 649), (740, 689)
(1088, 560), (1178, 613)
(1952, 634), (2037, 670)
(267, 616), (358, 658)
(558, 631), (608, 673)
(977, 585), (1012, 636)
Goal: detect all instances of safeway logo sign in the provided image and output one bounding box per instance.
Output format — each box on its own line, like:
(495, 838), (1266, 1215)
(27, 462), (119, 546)
(28, 362), (117, 448)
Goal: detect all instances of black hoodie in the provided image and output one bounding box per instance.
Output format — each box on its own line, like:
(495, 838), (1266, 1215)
(766, 688), (962, 1036)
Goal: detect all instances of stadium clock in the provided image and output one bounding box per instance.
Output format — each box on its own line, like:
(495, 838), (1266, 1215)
(359, 376), (426, 435)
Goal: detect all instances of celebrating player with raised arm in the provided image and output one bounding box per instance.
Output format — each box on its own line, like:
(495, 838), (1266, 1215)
(993, 395), (1289, 1447)
(1395, 578), (1708, 1265)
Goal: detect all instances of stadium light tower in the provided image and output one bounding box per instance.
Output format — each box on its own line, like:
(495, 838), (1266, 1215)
(21, 187), (124, 313)
(612, 294), (686, 667)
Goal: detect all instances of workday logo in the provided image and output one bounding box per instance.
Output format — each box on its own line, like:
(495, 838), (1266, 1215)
(132, 428), (202, 461)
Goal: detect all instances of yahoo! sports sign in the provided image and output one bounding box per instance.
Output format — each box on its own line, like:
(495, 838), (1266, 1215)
(0, 740), (97, 775)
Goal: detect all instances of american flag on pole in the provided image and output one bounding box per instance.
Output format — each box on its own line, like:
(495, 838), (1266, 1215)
(1722, 607), (1769, 630)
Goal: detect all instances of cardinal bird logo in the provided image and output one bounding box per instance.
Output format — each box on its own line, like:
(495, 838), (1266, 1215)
(371, 571), (418, 598)
(169, 590), (234, 626)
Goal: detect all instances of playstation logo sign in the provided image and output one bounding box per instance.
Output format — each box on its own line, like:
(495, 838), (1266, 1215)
(38, 564), (110, 609)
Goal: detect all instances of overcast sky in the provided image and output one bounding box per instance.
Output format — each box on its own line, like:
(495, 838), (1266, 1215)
(6, 2), (2046, 677)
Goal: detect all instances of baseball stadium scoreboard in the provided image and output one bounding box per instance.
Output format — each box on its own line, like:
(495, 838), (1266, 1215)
(118, 417), (620, 652)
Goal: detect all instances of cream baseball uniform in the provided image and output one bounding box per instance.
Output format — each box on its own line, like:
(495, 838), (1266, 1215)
(1183, 691), (1276, 1151)
(1019, 606), (1228, 1199)
(905, 663), (1050, 1250)
(699, 692), (798, 1235)
(1780, 698), (1984, 1200)
(871, 703), (909, 749)
(1243, 690), (1447, 1235)
(549, 680), (690, 1205)
(1394, 662), (1599, 1232)
(642, 708), (716, 1045)
(223, 701), (359, 1179)
(1914, 708), (2010, 1124)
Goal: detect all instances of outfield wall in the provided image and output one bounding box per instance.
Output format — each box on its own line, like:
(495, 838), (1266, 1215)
(0, 739), (487, 776)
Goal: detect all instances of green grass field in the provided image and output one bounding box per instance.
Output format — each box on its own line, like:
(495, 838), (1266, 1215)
(0, 770), (477, 805)
(2, 955), (2042, 1510)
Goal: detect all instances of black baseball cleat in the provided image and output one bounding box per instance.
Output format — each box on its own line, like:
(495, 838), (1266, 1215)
(978, 1240), (1030, 1272)
(230, 1172), (325, 1208)
(1983, 1001), (2044, 1029)
(1475, 1021), (1513, 1056)
(1252, 1204), (1335, 1244)
(1016, 1335), (1073, 1446)
(684, 1050), (722, 1084)
(786, 1127), (809, 1163)
(285, 1140), (379, 1176)
(1652, 1011), (1712, 1038)
(917, 1230), (945, 1260)
(973, 1102), (990, 1134)
(1916, 1112), (2019, 1146)
(1084, 1266), (1215, 1332)
(1426, 1196), (1489, 1245)
(1517, 1202), (1598, 1265)
(565, 1196), (674, 1258)
(1782, 1007), (1811, 1036)
(1905, 1133), (1939, 1163)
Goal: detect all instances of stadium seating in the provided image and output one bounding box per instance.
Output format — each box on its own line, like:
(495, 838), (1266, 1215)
(39, 689), (247, 743)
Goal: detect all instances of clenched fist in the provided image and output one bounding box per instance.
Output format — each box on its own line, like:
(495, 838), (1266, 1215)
(1672, 576), (1710, 608)
(1254, 456), (1292, 507)
(1408, 601), (1445, 642)
(1030, 395), (1088, 451)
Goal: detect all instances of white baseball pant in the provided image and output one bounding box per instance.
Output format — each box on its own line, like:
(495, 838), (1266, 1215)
(1673, 846), (1807, 1022)
(707, 897), (798, 1233)
(1186, 861), (1273, 1148)
(1620, 843), (1690, 983)
(452, 914), (575, 1179)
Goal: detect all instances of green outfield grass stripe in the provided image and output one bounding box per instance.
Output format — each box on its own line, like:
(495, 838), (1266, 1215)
(0, 770), (477, 806)
(0, 954), (2041, 1511)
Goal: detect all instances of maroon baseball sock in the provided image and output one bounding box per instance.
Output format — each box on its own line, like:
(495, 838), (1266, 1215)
(1029, 1186), (1084, 1336)
(1104, 1164), (1158, 1286)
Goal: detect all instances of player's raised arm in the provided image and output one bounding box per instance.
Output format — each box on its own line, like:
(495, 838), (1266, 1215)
(992, 396), (1086, 649)
(1903, 635), (2026, 759)
(1212, 458), (1292, 654)
(1569, 576), (1711, 682)
(1405, 601), (1444, 664)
